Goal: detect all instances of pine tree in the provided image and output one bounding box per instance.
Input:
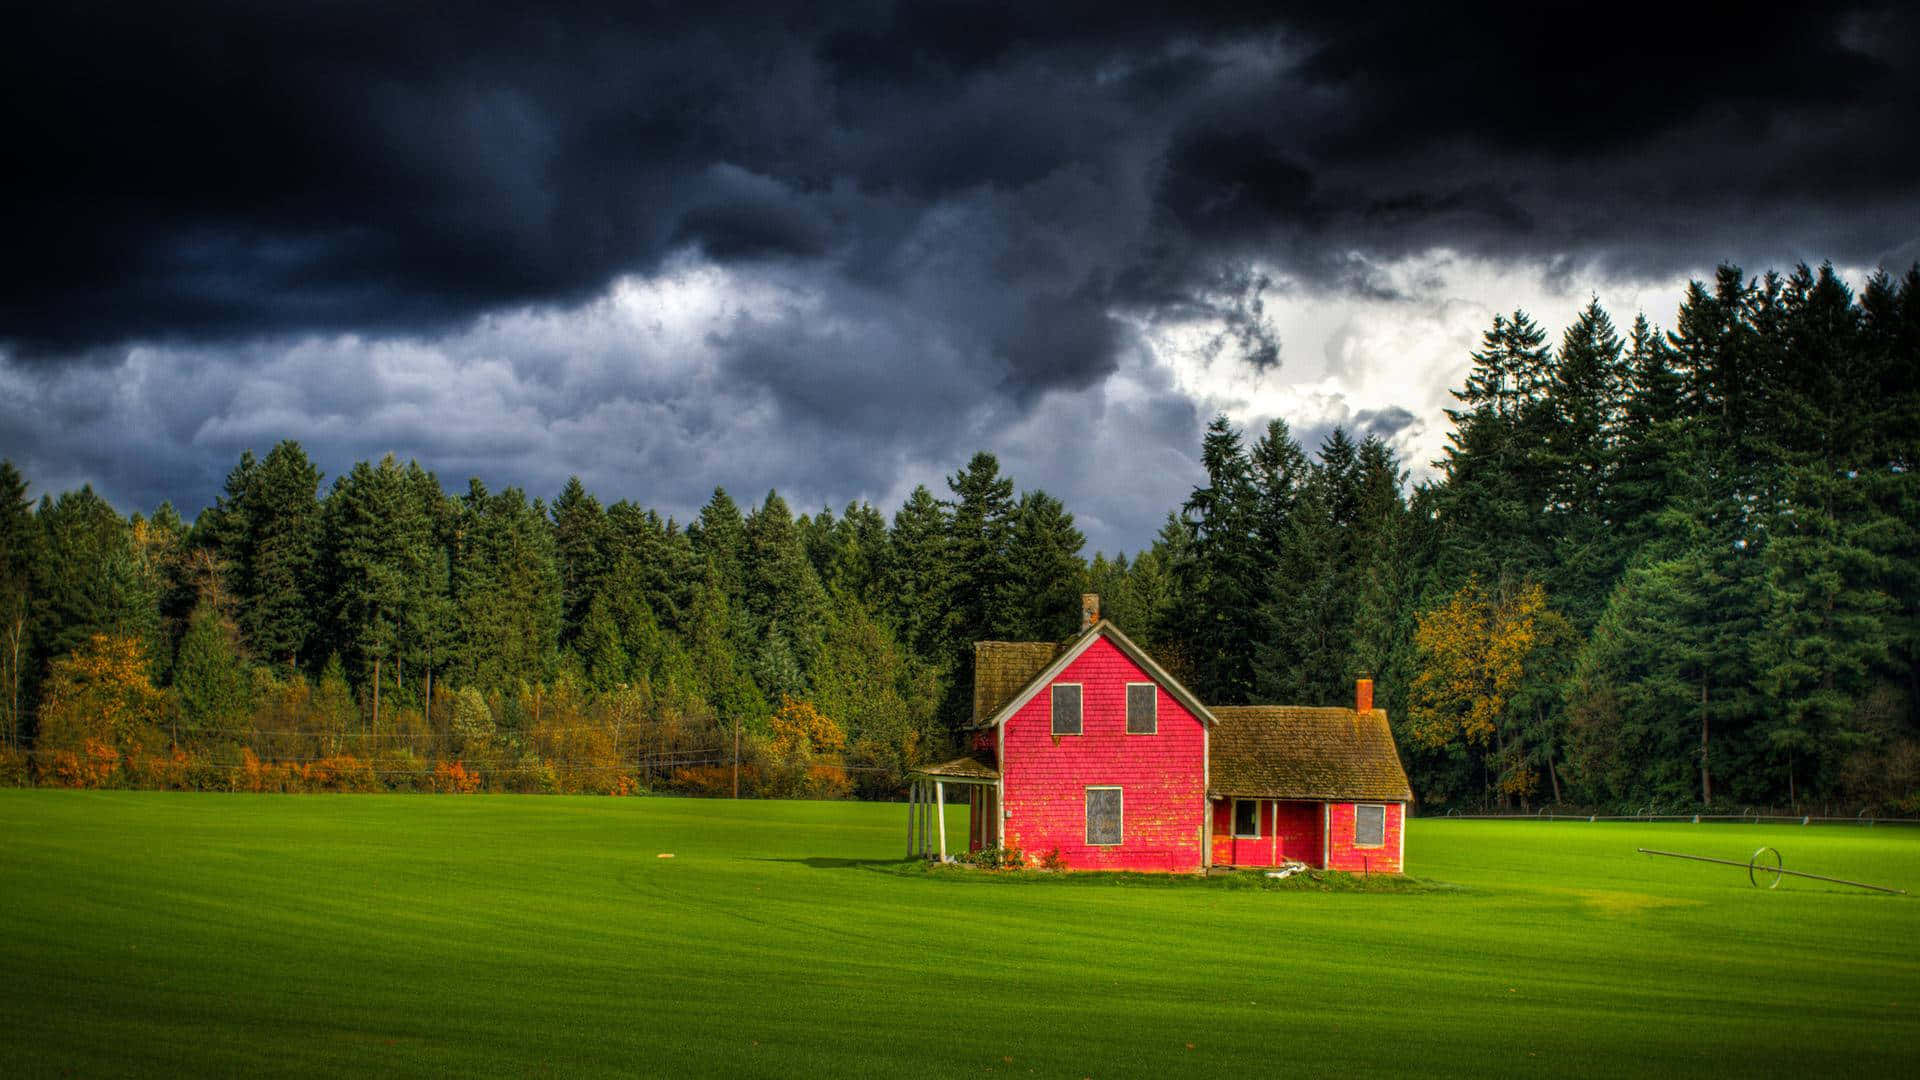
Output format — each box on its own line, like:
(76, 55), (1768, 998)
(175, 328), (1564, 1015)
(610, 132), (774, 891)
(171, 601), (250, 746)
(448, 480), (562, 696)
(576, 593), (629, 691)
(33, 487), (162, 682)
(316, 456), (447, 716)
(1002, 490), (1086, 641)
(550, 476), (610, 648)
(236, 442), (322, 670)
(742, 490), (832, 699)
(0, 462), (39, 746)
(688, 488), (747, 606)
(1173, 416), (1263, 703)
(1542, 300), (1627, 630)
(886, 484), (950, 661)
(944, 452), (1017, 646)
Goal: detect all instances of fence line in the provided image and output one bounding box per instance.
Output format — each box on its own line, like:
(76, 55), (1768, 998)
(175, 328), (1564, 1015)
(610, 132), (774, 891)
(1434, 809), (1920, 826)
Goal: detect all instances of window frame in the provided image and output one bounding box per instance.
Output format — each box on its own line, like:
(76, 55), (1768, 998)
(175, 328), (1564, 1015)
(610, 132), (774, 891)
(1085, 785), (1123, 846)
(1232, 798), (1261, 839)
(1354, 803), (1387, 848)
(1124, 682), (1158, 735)
(1050, 683), (1083, 736)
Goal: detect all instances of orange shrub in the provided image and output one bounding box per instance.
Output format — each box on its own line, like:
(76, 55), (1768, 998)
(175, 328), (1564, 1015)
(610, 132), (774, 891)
(431, 759), (481, 794)
(299, 755), (380, 793)
(41, 738), (121, 788)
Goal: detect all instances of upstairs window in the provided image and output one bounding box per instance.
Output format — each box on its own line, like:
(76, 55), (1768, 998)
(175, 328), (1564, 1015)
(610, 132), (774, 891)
(1086, 787), (1123, 846)
(1051, 684), (1082, 735)
(1355, 803), (1386, 847)
(1233, 799), (1260, 838)
(1125, 683), (1157, 734)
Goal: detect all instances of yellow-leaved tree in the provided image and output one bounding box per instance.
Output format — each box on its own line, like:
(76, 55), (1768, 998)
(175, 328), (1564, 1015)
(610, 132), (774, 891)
(767, 695), (848, 798)
(35, 634), (166, 787)
(1409, 578), (1561, 801)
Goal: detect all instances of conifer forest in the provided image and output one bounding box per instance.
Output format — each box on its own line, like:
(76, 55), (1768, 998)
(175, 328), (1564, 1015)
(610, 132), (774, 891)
(2, 263), (1916, 813)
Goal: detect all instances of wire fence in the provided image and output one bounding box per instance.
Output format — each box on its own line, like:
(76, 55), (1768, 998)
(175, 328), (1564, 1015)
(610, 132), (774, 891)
(1433, 808), (1920, 826)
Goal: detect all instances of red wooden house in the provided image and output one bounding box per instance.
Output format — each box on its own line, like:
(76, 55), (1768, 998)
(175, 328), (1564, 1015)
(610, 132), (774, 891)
(906, 596), (1411, 873)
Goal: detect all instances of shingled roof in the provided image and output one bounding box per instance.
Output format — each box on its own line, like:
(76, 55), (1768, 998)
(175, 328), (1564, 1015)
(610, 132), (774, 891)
(972, 640), (1066, 724)
(910, 753), (1000, 781)
(1208, 706), (1413, 802)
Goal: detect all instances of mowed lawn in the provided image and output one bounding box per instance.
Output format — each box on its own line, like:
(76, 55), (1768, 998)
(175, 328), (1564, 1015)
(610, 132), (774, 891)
(1, 792), (1916, 1078)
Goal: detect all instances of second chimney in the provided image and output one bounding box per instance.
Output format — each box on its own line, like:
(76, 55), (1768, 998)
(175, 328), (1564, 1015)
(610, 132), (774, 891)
(1355, 675), (1374, 713)
(1081, 593), (1101, 630)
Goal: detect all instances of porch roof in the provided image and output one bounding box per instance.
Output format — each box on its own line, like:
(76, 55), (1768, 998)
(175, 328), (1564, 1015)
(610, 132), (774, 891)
(910, 753), (1000, 783)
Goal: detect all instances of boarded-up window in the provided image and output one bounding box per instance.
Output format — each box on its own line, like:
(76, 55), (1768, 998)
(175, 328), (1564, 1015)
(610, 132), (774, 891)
(1233, 799), (1260, 838)
(1086, 787), (1122, 845)
(1125, 683), (1157, 734)
(1355, 803), (1386, 847)
(1051, 684), (1082, 735)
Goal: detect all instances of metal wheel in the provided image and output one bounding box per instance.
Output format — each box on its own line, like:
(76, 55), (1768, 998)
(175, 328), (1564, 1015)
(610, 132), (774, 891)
(1748, 846), (1784, 889)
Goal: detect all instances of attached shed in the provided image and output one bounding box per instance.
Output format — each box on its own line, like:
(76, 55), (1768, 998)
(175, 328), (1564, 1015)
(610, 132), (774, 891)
(1208, 701), (1413, 872)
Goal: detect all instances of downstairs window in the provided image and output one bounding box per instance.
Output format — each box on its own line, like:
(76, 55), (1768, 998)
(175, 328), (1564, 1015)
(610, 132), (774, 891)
(1086, 787), (1122, 846)
(1355, 803), (1386, 847)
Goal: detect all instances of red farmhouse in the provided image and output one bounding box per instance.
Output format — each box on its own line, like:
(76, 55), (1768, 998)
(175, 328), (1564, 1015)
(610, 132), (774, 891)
(906, 597), (1411, 873)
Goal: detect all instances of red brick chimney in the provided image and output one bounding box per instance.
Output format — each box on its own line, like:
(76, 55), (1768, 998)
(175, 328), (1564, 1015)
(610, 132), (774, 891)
(1081, 593), (1100, 631)
(1355, 675), (1373, 713)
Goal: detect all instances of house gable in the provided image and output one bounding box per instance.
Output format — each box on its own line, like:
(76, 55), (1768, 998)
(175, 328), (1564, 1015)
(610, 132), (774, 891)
(976, 620), (1214, 732)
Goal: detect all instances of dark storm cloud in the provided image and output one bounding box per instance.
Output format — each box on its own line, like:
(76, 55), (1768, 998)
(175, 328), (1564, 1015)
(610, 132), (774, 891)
(2, 2), (1914, 548)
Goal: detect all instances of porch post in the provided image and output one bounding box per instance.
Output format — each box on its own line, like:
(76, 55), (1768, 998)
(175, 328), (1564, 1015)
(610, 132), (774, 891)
(914, 780), (926, 857)
(907, 778), (918, 857)
(935, 781), (947, 861)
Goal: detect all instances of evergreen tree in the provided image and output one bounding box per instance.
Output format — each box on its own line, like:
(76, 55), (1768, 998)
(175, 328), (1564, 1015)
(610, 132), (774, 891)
(33, 487), (162, 681)
(550, 476), (610, 648)
(448, 480), (562, 696)
(1542, 300), (1627, 630)
(171, 600), (251, 746)
(886, 484), (950, 661)
(316, 456), (446, 712)
(742, 490), (832, 699)
(0, 462), (39, 746)
(1173, 416), (1263, 703)
(688, 488), (747, 605)
(1002, 490), (1085, 641)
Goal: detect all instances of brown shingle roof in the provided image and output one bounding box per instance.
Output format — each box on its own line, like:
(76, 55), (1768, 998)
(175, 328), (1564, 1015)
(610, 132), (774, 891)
(1209, 706), (1413, 802)
(972, 640), (1065, 724)
(911, 753), (1000, 781)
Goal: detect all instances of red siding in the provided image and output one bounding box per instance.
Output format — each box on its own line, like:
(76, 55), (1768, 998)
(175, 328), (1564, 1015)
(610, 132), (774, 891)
(1001, 637), (1206, 872)
(1210, 799), (1325, 867)
(1325, 801), (1404, 873)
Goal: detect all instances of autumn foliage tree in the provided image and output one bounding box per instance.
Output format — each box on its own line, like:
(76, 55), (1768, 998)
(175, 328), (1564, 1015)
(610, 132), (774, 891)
(766, 694), (849, 798)
(34, 634), (166, 787)
(1408, 578), (1564, 803)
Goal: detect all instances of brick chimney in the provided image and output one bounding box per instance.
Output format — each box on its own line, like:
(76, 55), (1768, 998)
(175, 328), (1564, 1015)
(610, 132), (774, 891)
(1355, 674), (1374, 713)
(1081, 593), (1101, 630)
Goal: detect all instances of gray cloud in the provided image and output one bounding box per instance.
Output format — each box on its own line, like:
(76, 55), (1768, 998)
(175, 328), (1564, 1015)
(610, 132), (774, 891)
(1, 3), (1912, 550)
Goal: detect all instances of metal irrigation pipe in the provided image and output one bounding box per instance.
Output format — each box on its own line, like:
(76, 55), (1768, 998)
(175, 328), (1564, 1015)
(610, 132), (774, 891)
(1637, 847), (1907, 894)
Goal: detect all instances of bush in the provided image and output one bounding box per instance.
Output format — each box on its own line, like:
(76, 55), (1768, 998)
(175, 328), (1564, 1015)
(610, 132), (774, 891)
(430, 760), (482, 794)
(0, 747), (31, 787)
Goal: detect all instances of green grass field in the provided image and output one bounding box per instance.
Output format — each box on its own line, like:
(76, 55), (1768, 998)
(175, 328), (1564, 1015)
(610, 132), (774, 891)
(2, 791), (1915, 1077)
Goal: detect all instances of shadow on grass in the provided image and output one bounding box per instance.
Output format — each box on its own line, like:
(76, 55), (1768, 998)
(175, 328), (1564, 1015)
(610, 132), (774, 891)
(752, 856), (917, 870)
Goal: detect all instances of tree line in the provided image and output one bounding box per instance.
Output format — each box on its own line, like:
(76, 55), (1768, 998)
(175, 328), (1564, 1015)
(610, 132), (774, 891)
(1, 262), (1914, 812)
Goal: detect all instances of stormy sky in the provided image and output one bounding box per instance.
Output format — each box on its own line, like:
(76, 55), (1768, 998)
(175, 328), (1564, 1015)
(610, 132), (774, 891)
(3, 2), (1915, 553)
